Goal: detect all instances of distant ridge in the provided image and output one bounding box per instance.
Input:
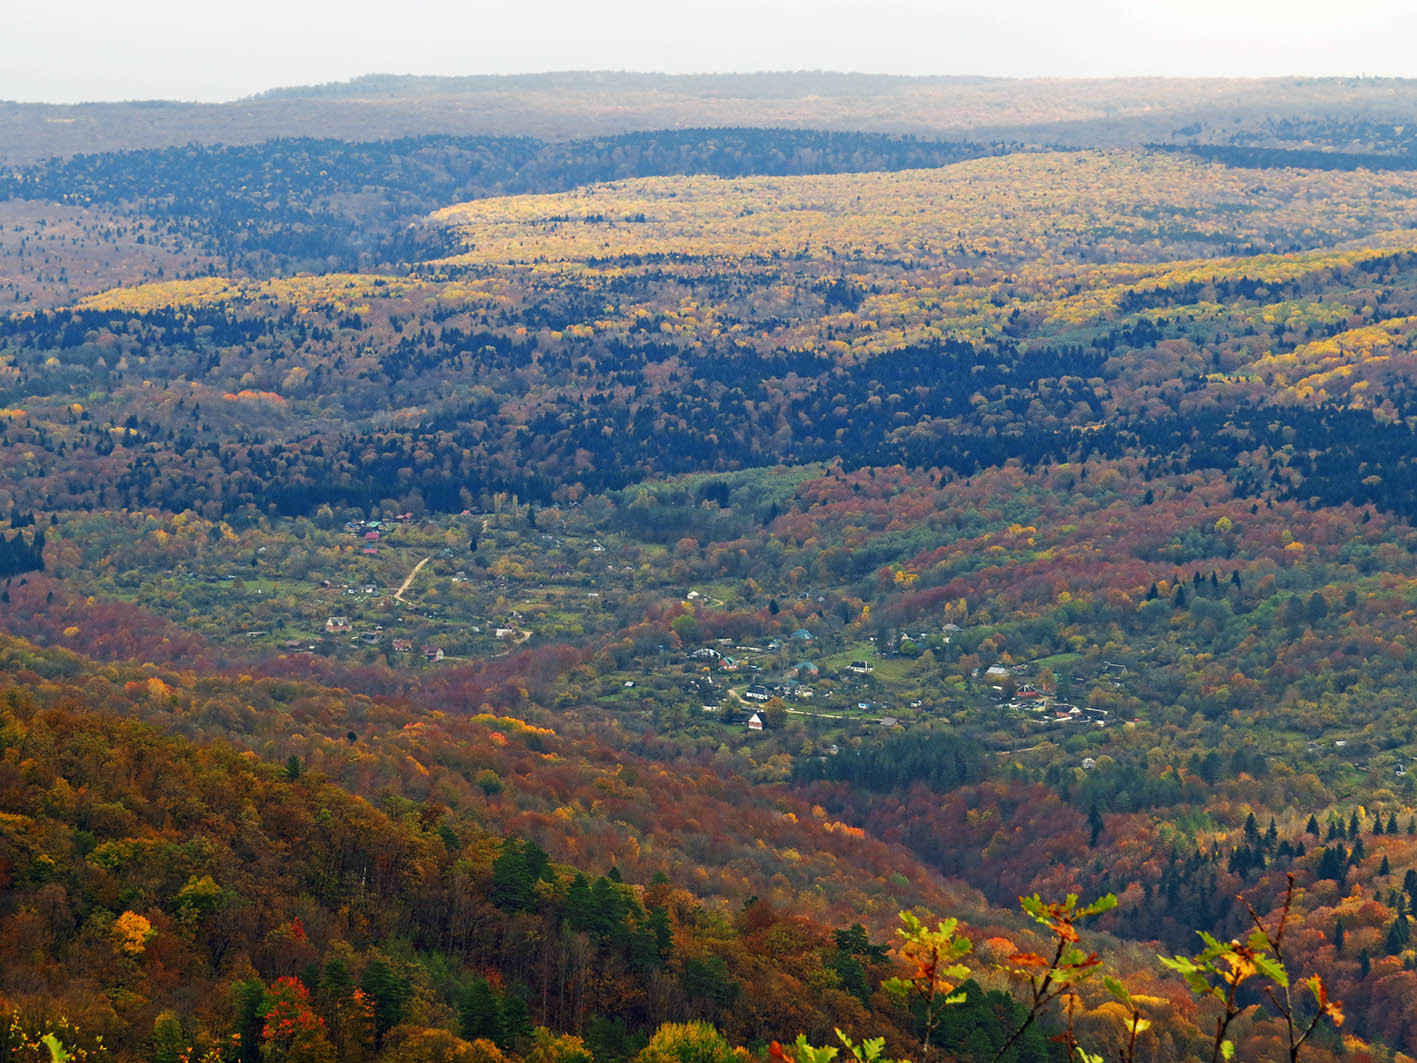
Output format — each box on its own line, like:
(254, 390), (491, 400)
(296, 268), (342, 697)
(7, 71), (1417, 165)
(244, 70), (958, 101)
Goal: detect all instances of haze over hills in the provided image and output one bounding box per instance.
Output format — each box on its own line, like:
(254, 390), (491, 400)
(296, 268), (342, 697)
(10, 70), (1417, 1063)
(8, 71), (1417, 164)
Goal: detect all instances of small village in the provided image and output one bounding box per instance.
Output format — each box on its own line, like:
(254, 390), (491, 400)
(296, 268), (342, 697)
(72, 504), (1134, 756)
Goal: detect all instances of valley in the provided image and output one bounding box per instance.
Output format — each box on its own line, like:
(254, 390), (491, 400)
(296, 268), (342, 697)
(8, 74), (1417, 1063)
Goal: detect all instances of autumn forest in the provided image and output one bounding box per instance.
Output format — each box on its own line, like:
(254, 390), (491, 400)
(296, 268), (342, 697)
(8, 73), (1417, 1063)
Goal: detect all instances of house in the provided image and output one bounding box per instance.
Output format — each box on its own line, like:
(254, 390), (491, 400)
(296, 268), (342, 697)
(690, 647), (723, 662)
(791, 628), (814, 642)
(746, 712), (764, 731)
(795, 661), (819, 678)
(391, 638), (413, 654)
(424, 646), (444, 662)
(494, 627), (516, 638)
(325, 616), (351, 633)
(849, 660), (874, 675)
(744, 685), (771, 702)
(718, 656), (740, 671)
(1016, 684), (1042, 699)
(364, 530), (380, 541)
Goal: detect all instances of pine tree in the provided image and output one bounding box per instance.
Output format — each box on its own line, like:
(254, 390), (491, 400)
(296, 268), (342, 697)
(1386, 915), (1411, 955)
(1305, 813), (1320, 836)
(1088, 802), (1104, 847)
(1243, 812), (1260, 845)
(499, 993), (534, 1053)
(361, 960), (411, 1046)
(459, 979), (503, 1043)
(564, 873), (597, 933)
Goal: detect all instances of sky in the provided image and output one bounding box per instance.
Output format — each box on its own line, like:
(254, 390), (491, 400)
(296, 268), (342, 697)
(5, 0), (1417, 104)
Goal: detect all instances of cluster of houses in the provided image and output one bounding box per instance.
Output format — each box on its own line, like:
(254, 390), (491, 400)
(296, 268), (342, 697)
(682, 634), (917, 733)
(742, 681), (816, 702)
(979, 660), (1124, 729)
(324, 615), (439, 656)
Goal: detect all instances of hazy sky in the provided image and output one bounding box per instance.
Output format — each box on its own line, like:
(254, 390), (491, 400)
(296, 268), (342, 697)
(6, 0), (1417, 104)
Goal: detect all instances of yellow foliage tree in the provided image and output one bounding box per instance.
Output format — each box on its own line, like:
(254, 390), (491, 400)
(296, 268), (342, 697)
(112, 911), (154, 957)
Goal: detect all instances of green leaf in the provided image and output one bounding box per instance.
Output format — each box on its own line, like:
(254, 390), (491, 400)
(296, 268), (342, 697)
(40, 1035), (71, 1063)
(1220, 1040), (1235, 1061)
(1103, 975), (1133, 1005)
(896, 911), (924, 936)
(1252, 952), (1289, 988)
(795, 1034), (839, 1063)
(881, 977), (910, 1006)
(1078, 893), (1119, 918)
(1158, 954), (1198, 975)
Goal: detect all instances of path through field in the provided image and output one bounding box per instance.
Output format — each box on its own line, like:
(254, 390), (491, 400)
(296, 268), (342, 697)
(393, 556), (431, 603)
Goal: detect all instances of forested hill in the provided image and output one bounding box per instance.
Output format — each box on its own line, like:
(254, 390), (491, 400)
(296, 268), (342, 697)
(0, 630), (1059, 1063)
(0, 130), (1009, 274)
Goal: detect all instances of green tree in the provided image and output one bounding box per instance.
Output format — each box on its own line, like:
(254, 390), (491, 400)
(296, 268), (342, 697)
(151, 1011), (185, 1063)
(360, 960), (411, 1047)
(459, 980), (503, 1044)
(498, 995), (534, 1054)
(634, 1023), (735, 1063)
